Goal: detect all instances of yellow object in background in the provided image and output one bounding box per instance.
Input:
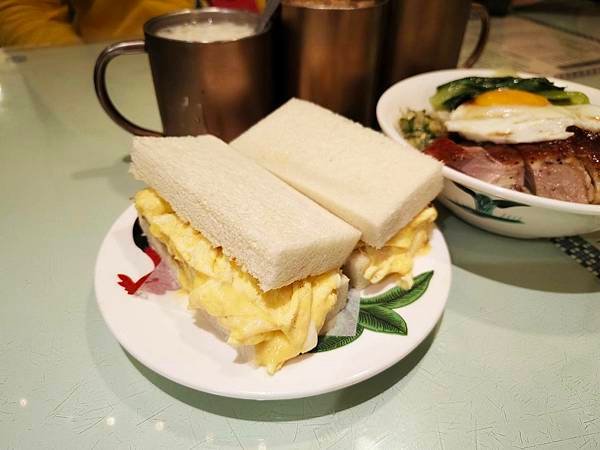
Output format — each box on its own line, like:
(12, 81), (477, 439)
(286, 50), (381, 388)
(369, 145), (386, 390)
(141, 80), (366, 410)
(0, 0), (264, 48)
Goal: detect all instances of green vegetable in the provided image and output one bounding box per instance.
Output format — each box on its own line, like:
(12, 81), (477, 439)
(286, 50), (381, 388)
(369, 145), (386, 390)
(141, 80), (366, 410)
(536, 90), (589, 105)
(397, 109), (446, 150)
(430, 76), (590, 110)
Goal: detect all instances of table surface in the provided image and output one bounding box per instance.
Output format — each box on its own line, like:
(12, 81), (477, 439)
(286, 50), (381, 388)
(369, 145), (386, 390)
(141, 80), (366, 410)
(2, 6), (600, 450)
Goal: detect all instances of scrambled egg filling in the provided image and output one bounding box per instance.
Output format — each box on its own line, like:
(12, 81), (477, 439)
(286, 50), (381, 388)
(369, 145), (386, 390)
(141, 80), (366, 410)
(134, 189), (340, 374)
(358, 206), (437, 289)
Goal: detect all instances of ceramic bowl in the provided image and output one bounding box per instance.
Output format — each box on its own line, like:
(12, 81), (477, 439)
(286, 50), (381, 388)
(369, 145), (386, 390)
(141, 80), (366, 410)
(377, 68), (600, 238)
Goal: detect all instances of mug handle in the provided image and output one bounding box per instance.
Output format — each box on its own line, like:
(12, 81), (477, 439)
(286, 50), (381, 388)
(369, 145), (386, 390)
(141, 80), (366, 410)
(93, 40), (163, 137)
(461, 3), (490, 68)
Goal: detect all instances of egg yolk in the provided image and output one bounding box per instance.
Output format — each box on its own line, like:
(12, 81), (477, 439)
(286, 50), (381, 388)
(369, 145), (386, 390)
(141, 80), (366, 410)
(473, 89), (550, 106)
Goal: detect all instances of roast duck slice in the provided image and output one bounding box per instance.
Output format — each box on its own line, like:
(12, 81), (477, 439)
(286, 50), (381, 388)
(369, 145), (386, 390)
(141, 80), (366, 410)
(516, 140), (594, 204)
(424, 138), (526, 191)
(570, 127), (600, 204)
(424, 128), (600, 205)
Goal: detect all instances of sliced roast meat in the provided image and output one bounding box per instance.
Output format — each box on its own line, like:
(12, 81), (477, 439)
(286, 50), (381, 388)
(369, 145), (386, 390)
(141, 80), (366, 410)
(424, 138), (525, 190)
(424, 129), (600, 205)
(570, 127), (600, 204)
(516, 140), (594, 204)
(480, 144), (526, 191)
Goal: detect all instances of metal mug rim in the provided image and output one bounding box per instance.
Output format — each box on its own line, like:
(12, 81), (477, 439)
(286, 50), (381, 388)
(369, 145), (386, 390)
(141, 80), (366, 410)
(143, 8), (270, 45)
(281, 0), (388, 11)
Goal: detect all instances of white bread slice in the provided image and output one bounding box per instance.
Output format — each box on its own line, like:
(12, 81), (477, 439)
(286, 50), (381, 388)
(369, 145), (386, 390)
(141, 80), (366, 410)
(231, 98), (443, 248)
(130, 136), (361, 291)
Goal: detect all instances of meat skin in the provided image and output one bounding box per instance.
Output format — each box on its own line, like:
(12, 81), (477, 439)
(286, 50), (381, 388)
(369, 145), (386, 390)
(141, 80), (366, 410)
(423, 128), (600, 204)
(424, 138), (525, 190)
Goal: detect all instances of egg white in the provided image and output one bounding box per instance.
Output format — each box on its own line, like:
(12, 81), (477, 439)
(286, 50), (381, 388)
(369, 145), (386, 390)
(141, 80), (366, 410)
(565, 104), (600, 132)
(445, 104), (576, 144)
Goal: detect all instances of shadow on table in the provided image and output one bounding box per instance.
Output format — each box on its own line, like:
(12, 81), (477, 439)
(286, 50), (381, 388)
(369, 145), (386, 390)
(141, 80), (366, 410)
(436, 204), (600, 294)
(120, 321), (440, 421)
(71, 155), (139, 199)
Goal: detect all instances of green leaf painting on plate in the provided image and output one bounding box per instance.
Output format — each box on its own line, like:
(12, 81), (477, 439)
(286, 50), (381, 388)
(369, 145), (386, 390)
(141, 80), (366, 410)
(360, 271), (434, 308)
(311, 325), (364, 353)
(359, 306), (407, 335)
(310, 271), (434, 353)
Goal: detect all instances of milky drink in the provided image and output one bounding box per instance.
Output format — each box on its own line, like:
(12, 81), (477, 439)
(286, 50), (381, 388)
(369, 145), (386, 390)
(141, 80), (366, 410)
(156, 21), (255, 43)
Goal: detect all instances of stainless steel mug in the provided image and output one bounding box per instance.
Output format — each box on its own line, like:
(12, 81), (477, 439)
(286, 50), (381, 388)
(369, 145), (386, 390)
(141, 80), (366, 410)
(94, 8), (273, 142)
(381, 1), (490, 89)
(278, 0), (388, 125)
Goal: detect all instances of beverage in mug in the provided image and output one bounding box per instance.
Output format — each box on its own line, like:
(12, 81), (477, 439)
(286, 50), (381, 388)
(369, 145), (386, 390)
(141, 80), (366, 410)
(156, 21), (256, 43)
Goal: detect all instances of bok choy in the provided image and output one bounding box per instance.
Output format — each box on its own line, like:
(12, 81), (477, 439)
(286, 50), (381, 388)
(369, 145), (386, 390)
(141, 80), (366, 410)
(430, 76), (589, 111)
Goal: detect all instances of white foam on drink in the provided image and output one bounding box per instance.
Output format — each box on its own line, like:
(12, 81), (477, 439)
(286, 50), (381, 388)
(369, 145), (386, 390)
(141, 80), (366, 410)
(156, 21), (255, 43)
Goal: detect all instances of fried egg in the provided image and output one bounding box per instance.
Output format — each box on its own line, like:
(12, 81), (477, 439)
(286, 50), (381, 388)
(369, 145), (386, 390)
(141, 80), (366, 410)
(565, 104), (600, 132)
(445, 89), (600, 144)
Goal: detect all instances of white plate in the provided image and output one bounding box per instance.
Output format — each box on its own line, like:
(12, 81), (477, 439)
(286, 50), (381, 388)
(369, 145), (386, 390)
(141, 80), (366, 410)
(377, 69), (600, 238)
(94, 206), (451, 400)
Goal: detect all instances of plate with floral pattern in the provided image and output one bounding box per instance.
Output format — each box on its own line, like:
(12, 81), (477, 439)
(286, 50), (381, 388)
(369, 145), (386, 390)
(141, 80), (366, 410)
(94, 206), (452, 400)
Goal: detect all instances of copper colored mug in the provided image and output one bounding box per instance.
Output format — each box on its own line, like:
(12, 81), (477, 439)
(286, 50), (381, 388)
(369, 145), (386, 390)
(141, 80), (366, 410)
(94, 9), (273, 142)
(278, 0), (388, 126)
(381, 0), (490, 90)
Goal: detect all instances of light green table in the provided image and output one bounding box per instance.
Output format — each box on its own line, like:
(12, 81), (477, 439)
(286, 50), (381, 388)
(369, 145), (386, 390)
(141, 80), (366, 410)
(1, 14), (600, 450)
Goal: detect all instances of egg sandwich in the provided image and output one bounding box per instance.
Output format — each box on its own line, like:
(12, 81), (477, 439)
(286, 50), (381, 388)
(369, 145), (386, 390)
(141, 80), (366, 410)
(231, 98), (444, 289)
(130, 135), (361, 373)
